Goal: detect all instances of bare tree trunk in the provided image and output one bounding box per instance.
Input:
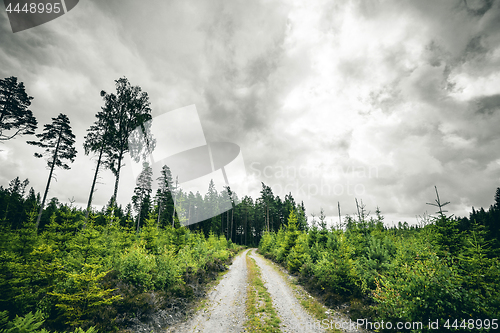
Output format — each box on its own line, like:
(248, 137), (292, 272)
(266, 205), (269, 232)
(338, 201), (341, 227)
(111, 149), (125, 215)
(226, 209), (229, 239)
(157, 202), (162, 227)
(355, 198), (361, 223)
(36, 129), (62, 229)
(137, 205), (142, 233)
(85, 143), (105, 226)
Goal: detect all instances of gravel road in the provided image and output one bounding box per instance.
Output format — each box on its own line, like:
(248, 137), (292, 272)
(248, 249), (325, 333)
(166, 249), (250, 333)
(167, 248), (368, 333)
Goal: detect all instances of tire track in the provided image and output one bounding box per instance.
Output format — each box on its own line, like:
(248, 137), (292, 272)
(248, 249), (326, 333)
(166, 249), (249, 333)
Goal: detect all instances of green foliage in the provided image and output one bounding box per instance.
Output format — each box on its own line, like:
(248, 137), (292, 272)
(287, 233), (309, 273)
(0, 76), (37, 142)
(0, 309), (97, 333)
(260, 195), (500, 329)
(48, 264), (121, 328)
(0, 310), (47, 333)
(117, 244), (156, 291)
(373, 254), (464, 327)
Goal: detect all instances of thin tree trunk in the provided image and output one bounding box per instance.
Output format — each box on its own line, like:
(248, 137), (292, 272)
(36, 129), (62, 229)
(137, 204), (142, 233)
(84, 143), (105, 226)
(266, 205), (269, 232)
(338, 201), (341, 228)
(157, 201), (162, 227)
(355, 198), (361, 223)
(111, 149), (124, 212)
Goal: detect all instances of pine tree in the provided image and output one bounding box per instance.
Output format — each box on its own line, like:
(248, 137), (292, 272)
(83, 93), (115, 223)
(259, 183), (274, 232)
(131, 162), (153, 232)
(3, 177), (29, 229)
(0, 76), (37, 141)
(494, 187), (500, 210)
(155, 165), (174, 227)
(27, 113), (77, 229)
(205, 180), (220, 235)
(101, 77), (153, 209)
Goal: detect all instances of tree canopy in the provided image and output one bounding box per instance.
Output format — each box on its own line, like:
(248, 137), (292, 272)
(0, 76), (37, 141)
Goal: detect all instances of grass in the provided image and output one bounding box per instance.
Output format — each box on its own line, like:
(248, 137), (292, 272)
(244, 250), (281, 333)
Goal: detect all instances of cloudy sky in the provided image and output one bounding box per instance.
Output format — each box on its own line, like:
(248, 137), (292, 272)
(1, 0), (500, 225)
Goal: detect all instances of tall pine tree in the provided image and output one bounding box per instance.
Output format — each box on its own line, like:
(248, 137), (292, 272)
(101, 77), (153, 209)
(155, 165), (174, 227)
(83, 92), (115, 222)
(132, 162), (153, 232)
(27, 113), (77, 229)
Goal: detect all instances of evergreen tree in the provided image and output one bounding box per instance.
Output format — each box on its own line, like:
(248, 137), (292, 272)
(83, 93), (115, 223)
(131, 162), (153, 232)
(101, 77), (153, 209)
(205, 180), (220, 235)
(27, 114), (77, 229)
(0, 76), (37, 141)
(155, 165), (174, 227)
(297, 201), (308, 231)
(259, 183), (274, 232)
(2, 177), (29, 229)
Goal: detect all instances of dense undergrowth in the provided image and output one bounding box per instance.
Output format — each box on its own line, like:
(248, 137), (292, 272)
(259, 194), (500, 332)
(0, 209), (242, 332)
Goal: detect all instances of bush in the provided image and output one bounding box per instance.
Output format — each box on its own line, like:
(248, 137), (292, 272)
(373, 254), (464, 330)
(117, 244), (156, 291)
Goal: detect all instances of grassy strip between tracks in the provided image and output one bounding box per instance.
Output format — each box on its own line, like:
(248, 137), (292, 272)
(255, 251), (341, 333)
(244, 251), (281, 333)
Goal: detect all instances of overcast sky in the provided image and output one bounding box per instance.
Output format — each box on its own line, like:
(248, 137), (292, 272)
(1, 0), (500, 225)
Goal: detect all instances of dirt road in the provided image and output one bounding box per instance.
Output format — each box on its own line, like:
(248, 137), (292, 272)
(167, 249), (366, 333)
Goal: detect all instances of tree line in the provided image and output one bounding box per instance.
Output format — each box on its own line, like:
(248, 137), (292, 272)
(1, 76), (308, 245)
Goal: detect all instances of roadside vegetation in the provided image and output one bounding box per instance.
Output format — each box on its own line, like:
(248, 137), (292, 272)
(0, 206), (242, 332)
(259, 189), (500, 332)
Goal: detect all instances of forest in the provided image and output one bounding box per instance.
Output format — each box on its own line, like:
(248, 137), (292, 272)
(1, 75), (499, 332)
(0, 76), (308, 332)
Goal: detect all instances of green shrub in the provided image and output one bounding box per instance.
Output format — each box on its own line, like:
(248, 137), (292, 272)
(117, 244), (155, 291)
(287, 233), (309, 273)
(373, 254), (465, 330)
(48, 264), (121, 328)
(154, 249), (182, 290)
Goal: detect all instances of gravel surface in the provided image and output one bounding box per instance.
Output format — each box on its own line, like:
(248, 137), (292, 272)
(167, 248), (369, 333)
(254, 251), (371, 333)
(249, 249), (326, 333)
(166, 249), (249, 333)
